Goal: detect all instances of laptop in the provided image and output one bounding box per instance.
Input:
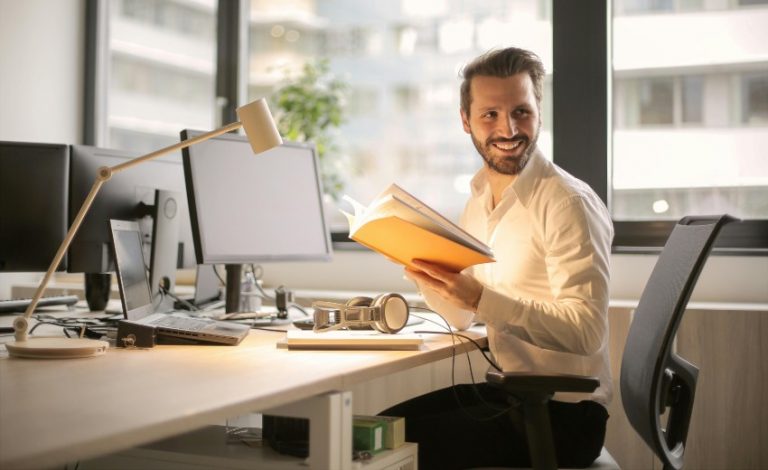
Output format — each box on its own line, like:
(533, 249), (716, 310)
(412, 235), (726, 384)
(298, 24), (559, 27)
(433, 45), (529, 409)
(109, 219), (249, 345)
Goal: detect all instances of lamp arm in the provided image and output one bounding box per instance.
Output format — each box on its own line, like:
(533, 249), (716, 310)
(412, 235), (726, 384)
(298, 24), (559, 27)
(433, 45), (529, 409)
(13, 120), (244, 342)
(14, 170), (110, 341)
(111, 121), (242, 173)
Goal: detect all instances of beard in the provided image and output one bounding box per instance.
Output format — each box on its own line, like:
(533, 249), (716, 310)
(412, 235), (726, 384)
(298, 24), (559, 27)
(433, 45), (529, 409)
(470, 129), (539, 176)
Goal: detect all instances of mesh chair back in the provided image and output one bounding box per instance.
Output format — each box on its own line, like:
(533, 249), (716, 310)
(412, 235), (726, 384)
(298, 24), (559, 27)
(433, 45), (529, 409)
(620, 215), (736, 470)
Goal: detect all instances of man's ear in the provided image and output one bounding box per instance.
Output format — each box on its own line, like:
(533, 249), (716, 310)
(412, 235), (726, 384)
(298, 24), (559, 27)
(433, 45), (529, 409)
(460, 109), (471, 134)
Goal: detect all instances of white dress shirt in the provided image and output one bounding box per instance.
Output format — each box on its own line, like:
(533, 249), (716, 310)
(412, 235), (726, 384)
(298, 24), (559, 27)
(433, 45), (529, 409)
(461, 150), (614, 405)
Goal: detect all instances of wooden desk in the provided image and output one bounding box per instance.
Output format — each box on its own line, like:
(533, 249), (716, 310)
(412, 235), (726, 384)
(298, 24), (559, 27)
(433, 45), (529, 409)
(0, 314), (486, 469)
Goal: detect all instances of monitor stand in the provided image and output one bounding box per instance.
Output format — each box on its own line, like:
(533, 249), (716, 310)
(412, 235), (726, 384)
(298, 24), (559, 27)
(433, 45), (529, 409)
(149, 189), (182, 312)
(224, 264), (242, 313)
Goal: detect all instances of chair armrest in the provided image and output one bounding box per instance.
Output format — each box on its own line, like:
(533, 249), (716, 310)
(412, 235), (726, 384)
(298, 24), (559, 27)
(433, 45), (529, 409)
(486, 370), (600, 395)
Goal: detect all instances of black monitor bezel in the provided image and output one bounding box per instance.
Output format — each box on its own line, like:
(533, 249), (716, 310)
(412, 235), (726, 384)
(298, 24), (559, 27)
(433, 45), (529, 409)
(67, 144), (196, 274)
(0, 140), (70, 272)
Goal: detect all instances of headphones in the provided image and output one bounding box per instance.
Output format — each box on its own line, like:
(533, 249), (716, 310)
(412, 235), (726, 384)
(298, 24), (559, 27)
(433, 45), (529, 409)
(311, 293), (409, 334)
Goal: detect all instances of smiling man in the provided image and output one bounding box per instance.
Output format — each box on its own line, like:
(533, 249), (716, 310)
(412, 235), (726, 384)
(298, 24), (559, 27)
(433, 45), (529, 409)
(380, 48), (614, 469)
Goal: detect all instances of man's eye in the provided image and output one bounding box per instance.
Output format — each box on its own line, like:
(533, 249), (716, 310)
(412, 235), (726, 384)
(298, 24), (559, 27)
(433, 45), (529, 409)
(483, 111), (497, 119)
(515, 109), (530, 117)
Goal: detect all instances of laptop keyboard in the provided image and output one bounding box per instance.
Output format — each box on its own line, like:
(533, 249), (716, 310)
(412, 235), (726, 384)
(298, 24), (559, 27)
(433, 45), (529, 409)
(147, 315), (211, 331)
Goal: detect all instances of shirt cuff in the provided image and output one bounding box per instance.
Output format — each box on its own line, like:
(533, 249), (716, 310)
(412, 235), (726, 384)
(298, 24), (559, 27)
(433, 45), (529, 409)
(475, 286), (521, 327)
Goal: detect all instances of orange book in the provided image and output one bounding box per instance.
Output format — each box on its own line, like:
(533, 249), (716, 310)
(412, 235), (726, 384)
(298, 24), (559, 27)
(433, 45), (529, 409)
(342, 184), (494, 272)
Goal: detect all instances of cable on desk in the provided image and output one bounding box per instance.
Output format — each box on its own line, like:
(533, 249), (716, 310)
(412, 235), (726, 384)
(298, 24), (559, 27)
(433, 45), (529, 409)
(159, 285), (199, 311)
(212, 264), (227, 286)
(25, 317), (115, 341)
(410, 306), (511, 421)
(414, 329), (500, 372)
(251, 326), (290, 333)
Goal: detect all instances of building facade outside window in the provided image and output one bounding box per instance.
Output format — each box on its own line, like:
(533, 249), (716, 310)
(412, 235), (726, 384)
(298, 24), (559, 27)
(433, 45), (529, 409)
(101, 0), (217, 154)
(91, 0), (767, 249)
(612, 0), (768, 221)
(247, 0), (553, 230)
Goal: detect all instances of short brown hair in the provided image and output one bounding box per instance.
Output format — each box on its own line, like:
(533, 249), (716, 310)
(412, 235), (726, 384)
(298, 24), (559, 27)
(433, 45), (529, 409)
(460, 47), (546, 115)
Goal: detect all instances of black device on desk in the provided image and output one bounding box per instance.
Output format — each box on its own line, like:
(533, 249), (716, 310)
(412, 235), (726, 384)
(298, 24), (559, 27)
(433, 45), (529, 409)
(67, 144), (199, 311)
(181, 131), (333, 315)
(0, 142), (81, 312)
(0, 141), (70, 272)
(110, 219), (249, 347)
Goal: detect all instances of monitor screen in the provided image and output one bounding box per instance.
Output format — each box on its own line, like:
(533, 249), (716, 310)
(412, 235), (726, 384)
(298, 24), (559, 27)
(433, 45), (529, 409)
(0, 141), (69, 272)
(181, 131), (332, 264)
(68, 144), (196, 273)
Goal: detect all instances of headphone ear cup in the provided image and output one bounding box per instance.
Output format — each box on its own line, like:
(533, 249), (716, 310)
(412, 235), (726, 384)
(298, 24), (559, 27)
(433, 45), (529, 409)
(371, 293), (409, 334)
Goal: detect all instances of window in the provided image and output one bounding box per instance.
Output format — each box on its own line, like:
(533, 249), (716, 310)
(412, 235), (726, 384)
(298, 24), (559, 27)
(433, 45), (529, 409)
(246, 0), (553, 231)
(742, 72), (768, 125)
(610, 0), (768, 245)
(86, 0), (767, 252)
(88, 0), (217, 154)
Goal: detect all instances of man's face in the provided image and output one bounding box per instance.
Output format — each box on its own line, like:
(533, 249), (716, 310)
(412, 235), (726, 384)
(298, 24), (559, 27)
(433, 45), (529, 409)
(461, 73), (541, 175)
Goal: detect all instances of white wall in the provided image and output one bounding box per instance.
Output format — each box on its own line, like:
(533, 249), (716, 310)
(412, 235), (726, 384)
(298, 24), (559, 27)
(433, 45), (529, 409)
(0, 0), (85, 298)
(0, 0), (765, 305)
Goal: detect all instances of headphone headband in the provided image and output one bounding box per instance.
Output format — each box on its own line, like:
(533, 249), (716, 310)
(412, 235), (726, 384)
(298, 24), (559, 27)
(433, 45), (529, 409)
(311, 294), (409, 334)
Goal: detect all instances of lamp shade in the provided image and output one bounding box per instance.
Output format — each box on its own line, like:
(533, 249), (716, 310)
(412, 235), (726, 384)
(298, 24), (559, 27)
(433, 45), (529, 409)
(238, 99), (283, 154)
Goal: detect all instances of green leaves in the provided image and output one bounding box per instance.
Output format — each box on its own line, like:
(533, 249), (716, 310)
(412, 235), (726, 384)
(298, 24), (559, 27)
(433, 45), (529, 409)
(270, 60), (348, 201)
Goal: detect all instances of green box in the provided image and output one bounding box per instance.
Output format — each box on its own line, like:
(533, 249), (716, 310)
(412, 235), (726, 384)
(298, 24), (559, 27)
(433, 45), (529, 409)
(353, 415), (405, 450)
(353, 418), (384, 453)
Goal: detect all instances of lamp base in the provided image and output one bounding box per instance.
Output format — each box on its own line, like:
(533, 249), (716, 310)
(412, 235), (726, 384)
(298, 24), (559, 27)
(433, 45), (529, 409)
(5, 337), (109, 359)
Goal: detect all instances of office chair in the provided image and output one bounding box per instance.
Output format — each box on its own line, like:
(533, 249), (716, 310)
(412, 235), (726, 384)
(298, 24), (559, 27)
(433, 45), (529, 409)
(485, 215), (737, 470)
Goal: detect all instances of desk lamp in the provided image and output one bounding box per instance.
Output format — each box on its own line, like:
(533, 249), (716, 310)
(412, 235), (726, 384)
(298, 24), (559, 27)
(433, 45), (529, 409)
(6, 98), (282, 359)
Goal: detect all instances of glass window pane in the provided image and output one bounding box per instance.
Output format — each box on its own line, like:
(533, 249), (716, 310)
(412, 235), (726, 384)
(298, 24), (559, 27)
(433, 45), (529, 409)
(638, 77), (674, 125)
(681, 75), (703, 123)
(742, 72), (768, 125)
(248, 0), (553, 230)
(612, 1), (768, 220)
(105, 0), (217, 154)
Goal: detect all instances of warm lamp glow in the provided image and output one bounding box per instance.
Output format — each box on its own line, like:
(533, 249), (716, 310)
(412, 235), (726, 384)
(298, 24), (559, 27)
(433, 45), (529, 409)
(6, 98), (282, 359)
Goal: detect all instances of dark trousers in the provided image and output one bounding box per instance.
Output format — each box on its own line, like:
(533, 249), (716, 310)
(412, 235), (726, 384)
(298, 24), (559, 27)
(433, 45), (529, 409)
(379, 383), (608, 470)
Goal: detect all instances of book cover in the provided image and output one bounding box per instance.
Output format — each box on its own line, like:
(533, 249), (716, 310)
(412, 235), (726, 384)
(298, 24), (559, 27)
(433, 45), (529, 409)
(341, 184), (495, 272)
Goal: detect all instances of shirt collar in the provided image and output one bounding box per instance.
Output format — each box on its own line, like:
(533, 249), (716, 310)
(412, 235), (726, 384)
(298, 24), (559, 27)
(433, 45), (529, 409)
(469, 148), (545, 208)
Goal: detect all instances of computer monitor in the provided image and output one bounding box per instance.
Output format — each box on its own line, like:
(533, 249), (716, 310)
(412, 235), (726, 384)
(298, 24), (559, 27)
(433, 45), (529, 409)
(181, 130), (332, 312)
(68, 144), (197, 309)
(0, 141), (69, 272)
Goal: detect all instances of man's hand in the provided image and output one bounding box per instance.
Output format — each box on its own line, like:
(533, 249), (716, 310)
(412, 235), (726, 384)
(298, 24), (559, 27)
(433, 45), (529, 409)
(405, 259), (483, 312)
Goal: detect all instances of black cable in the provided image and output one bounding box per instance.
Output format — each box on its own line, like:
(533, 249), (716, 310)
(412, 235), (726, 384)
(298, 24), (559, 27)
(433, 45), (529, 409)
(412, 328), (501, 372)
(409, 306), (510, 421)
(251, 326), (289, 333)
(159, 285), (199, 311)
(212, 264), (226, 286)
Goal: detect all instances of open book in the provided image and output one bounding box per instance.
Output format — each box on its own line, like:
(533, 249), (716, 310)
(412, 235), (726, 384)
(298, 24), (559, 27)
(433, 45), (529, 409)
(341, 184), (494, 272)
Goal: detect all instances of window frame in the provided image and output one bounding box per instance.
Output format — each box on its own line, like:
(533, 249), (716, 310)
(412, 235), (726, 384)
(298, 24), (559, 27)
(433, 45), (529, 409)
(84, 0), (768, 255)
(552, 0), (767, 255)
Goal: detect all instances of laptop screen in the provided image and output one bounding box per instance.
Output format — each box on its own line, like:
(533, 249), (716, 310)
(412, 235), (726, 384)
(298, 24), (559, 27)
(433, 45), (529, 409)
(110, 220), (154, 320)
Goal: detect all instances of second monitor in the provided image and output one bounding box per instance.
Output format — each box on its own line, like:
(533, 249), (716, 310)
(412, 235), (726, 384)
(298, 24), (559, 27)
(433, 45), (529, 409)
(181, 130), (333, 313)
